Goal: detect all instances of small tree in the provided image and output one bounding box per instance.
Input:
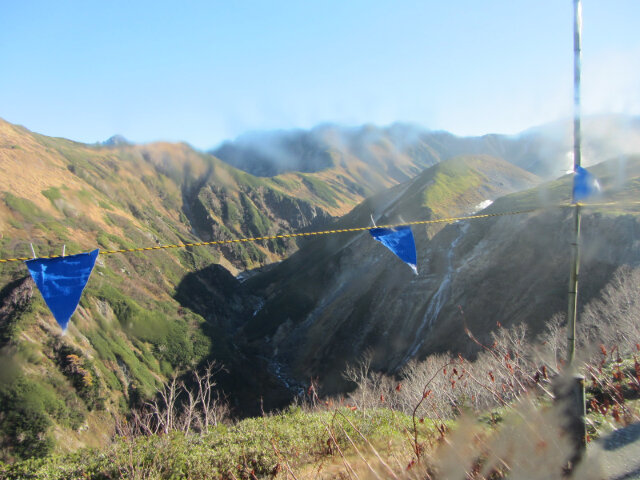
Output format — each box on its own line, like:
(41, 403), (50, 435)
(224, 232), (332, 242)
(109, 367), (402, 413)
(121, 361), (229, 437)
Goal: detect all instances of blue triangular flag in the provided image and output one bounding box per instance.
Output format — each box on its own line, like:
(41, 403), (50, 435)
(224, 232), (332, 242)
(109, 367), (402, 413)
(369, 226), (418, 274)
(572, 166), (600, 203)
(25, 249), (99, 331)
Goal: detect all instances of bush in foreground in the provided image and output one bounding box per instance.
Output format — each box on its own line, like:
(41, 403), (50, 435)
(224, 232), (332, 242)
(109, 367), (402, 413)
(0, 407), (432, 479)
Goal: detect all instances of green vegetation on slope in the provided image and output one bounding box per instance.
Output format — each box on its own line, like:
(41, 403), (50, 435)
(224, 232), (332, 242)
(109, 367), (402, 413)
(0, 118), (350, 462)
(0, 407), (434, 479)
(422, 158), (484, 214)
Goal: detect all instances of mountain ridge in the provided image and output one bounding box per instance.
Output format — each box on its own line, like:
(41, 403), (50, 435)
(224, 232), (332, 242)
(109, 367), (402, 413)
(212, 115), (640, 181)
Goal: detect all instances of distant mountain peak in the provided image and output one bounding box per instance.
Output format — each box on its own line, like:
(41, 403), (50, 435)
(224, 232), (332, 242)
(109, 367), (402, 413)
(103, 134), (130, 147)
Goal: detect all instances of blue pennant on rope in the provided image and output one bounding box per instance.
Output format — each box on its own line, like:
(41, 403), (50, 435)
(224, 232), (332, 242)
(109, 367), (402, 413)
(572, 166), (600, 203)
(369, 226), (418, 274)
(25, 249), (99, 331)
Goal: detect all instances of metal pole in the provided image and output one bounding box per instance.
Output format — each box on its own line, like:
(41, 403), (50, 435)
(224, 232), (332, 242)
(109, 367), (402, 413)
(564, 0), (587, 462)
(567, 0), (582, 366)
(566, 205), (581, 365)
(572, 0), (582, 171)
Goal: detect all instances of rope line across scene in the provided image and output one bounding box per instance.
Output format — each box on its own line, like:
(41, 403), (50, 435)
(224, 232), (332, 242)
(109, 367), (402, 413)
(2, 201), (637, 264)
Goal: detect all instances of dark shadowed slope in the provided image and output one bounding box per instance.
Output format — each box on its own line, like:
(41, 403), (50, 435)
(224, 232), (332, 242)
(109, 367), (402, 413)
(239, 156), (640, 393)
(240, 155), (541, 392)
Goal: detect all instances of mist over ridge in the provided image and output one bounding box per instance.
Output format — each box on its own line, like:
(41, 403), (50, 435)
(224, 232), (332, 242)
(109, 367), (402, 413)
(211, 114), (640, 181)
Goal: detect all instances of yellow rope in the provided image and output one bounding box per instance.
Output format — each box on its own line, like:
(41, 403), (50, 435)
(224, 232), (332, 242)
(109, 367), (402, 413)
(2, 200), (638, 264)
(574, 200), (640, 208)
(0, 207), (544, 263)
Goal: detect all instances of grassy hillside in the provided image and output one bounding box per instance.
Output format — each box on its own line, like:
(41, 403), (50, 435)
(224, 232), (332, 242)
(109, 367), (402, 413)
(3, 319), (637, 479)
(0, 407), (436, 479)
(0, 117), (401, 462)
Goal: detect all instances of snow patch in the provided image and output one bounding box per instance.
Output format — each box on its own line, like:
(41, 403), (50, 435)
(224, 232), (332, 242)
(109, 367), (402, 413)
(473, 200), (493, 213)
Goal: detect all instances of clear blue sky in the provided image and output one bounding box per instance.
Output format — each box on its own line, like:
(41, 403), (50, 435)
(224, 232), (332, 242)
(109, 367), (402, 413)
(2, 1), (639, 150)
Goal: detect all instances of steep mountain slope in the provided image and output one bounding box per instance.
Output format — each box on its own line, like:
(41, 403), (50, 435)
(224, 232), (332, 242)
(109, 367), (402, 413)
(0, 120), (273, 459)
(0, 119), (347, 274)
(416, 156), (640, 357)
(213, 115), (640, 181)
(240, 155), (640, 393)
(0, 118), (368, 460)
(241, 155), (541, 392)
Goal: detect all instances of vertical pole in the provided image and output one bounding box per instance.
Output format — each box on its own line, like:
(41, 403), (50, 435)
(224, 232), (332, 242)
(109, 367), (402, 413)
(567, 0), (582, 367)
(572, 0), (582, 173)
(564, 0), (587, 463)
(566, 205), (581, 365)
